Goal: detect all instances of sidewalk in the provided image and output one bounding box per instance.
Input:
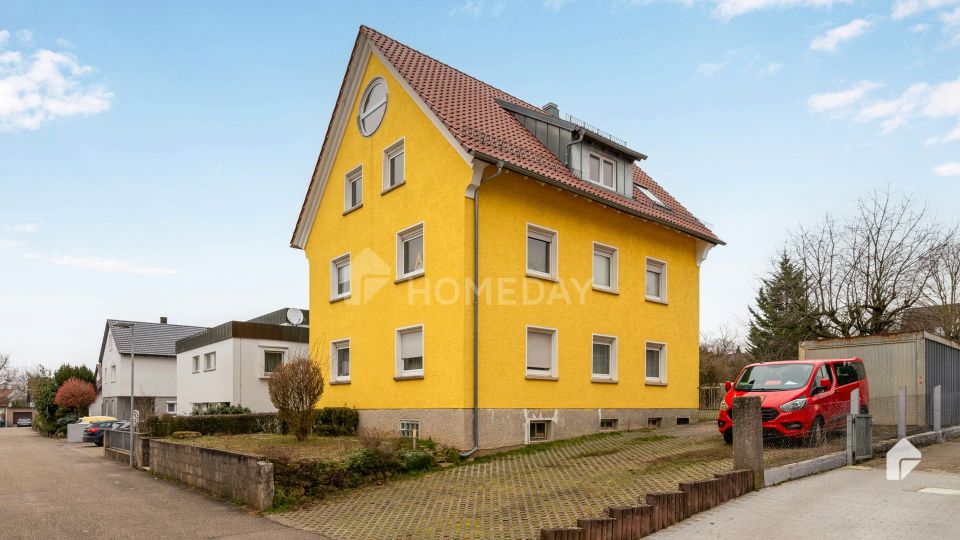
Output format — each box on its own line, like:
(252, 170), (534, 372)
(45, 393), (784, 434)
(652, 439), (960, 539)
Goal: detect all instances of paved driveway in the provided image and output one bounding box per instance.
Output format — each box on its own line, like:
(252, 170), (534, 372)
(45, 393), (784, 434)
(652, 438), (960, 539)
(0, 427), (320, 539)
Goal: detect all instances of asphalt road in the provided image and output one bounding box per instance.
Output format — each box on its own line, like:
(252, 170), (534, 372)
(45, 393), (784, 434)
(652, 438), (960, 539)
(0, 427), (321, 539)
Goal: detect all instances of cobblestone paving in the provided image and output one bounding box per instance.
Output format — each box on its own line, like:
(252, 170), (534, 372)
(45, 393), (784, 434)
(269, 422), (843, 539)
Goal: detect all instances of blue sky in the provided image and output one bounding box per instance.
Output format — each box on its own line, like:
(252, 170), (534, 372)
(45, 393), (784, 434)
(1, 0), (958, 370)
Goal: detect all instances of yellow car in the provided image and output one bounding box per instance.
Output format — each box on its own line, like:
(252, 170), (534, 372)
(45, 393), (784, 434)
(79, 416), (117, 424)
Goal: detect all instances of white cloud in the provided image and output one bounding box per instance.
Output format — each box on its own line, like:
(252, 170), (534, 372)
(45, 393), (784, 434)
(0, 40), (112, 131)
(909, 23), (932, 32)
(51, 255), (178, 276)
(0, 224), (38, 233)
(543, 0), (574, 10)
(810, 19), (872, 52)
(892, 0), (960, 20)
(0, 30), (9, 45)
(697, 61), (725, 76)
(807, 81), (881, 113)
(856, 82), (931, 133)
(448, 0), (506, 16)
(760, 62), (783, 76)
(933, 162), (960, 176)
(713, 0), (851, 19)
(54, 38), (73, 49)
(15, 29), (33, 45)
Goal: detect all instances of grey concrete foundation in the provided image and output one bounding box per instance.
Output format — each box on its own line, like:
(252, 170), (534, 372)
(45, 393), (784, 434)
(358, 407), (698, 450)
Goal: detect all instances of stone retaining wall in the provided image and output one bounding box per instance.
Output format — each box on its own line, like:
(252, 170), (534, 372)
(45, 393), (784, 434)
(149, 439), (274, 510)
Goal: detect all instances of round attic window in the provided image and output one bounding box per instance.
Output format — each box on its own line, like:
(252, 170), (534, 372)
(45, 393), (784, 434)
(358, 78), (387, 136)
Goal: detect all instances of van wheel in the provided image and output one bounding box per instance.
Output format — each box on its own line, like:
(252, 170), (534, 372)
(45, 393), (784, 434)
(806, 418), (825, 448)
(723, 429), (733, 445)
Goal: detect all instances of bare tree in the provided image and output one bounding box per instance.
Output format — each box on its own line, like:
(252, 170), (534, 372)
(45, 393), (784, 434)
(699, 326), (752, 384)
(0, 353), (15, 388)
(919, 236), (960, 340)
(792, 189), (950, 337)
(267, 353), (325, 441)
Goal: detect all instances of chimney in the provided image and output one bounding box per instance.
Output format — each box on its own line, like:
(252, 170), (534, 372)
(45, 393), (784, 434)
(542, 102), (559, 117)
(160, 317), (168, 324)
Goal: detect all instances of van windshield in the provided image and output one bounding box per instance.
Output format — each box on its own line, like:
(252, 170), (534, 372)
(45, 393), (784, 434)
(734, 363), (815, 392)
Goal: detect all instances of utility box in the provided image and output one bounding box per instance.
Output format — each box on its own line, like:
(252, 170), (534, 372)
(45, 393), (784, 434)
(800, 331), (960, 427)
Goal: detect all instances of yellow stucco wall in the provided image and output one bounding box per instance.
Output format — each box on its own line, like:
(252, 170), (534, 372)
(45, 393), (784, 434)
(305, 52), (474, 410)
(305, 52), (701, 413)
(474, 172), (700, 410)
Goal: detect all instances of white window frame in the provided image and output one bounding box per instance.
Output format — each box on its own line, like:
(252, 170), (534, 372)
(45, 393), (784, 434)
(357, 77), (387, 136)
(331, 339), (351, 383)
(110, 365), (117, 382)
(645, 341), (668, 384)
(330, 252), (351, 301)
(399, 420), (420, 439)
(191, 356), (200, 374)
(396, 222), (425, 281)
(525, 325), (558, 379)
(591, 334), (618, 382)
(587, 152), (616, 190)
(344, 165), (363, 212)
(166, 401), (176, 414)
(203, 352), (216, 372)
(528, 420), (550, 442)
(382, 138), (405, 193)
(395, 324), (424, 378)
(592, 242), (619, 293)
(526, 223), (558, 281)
(645, 257), (668, 303)
(261, 347), (286, 378)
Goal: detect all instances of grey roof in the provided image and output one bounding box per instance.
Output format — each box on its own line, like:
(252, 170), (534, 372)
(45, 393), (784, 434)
(99, 319), (208, 361)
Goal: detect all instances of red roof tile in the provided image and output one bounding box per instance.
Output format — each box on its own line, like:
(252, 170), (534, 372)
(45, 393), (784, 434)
(292, 26), (722, 246)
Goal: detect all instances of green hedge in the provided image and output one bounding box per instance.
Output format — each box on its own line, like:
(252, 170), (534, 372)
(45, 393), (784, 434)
(142, 407), (359, 437)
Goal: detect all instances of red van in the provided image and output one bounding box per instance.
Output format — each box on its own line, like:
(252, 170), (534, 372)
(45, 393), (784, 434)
(716, 358), (869, 447)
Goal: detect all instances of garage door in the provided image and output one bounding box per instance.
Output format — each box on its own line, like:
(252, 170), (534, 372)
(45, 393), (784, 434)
(12, 412), (31, 423)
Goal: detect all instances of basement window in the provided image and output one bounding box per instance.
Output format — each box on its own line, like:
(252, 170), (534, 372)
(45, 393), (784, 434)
(400, 420), (420, 439)
(529, 420), (550, 442)
(677, 417), (690, 425)
(600, 419), (618, 430)
(648, 417), (662, 428)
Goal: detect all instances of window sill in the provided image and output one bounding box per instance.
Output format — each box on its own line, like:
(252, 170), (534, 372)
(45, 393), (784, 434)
(394, 374), (424, 381)
(526, 271), (558, 283)
(258, 373), (274, 379)
(591, 377), (618, 384)
(381, 180), (405, 195)
(330, 379), (351, 385)
(593, 285), (619, 295)
(395, 271), (424, 284)
(645, 380), (668, 386)
(645, 296), (668, 305)
(526, 373), (558, 381)
(342, 203), (363, 216)
(203, 368), (216, 372)
(330, 294), (351, 304)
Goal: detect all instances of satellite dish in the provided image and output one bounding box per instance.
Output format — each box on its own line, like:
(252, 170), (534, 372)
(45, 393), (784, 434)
(286, 308), (304, 326)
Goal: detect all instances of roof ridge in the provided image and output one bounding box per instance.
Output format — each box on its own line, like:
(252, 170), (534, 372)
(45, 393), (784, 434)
(360, 25), (544, 115)
(108, 319), (206, 329)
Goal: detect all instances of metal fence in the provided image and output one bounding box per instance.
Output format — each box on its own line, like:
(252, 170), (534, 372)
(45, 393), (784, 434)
(106, 428), (131, 453)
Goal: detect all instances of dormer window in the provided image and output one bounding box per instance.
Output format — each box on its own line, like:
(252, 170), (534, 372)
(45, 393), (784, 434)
(588, 153), (615, 190)
(638, 186), (668, 208)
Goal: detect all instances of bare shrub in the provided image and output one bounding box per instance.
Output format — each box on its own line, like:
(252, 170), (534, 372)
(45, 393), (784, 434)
(268, 354), (325, 442)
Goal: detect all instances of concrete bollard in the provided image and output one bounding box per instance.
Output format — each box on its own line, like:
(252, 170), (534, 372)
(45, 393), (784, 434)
(732, 396), (764, 491)
(898, 386), (906, 439)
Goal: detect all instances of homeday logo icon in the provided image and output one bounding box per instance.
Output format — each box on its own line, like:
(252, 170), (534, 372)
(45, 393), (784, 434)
(886, 438), (922, 481)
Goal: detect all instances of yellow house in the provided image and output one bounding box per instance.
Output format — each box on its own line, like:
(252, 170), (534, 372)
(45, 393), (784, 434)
(290, 26), (724, 450)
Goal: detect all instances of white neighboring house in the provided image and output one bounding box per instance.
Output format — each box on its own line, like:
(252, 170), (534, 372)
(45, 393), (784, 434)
(174, 308), (309, 415)
(96, 317), (208, 419)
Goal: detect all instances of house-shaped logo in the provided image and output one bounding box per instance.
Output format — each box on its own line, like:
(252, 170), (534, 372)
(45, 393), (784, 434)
(886, 438), (921, 481)
(345, 248), (391, 306)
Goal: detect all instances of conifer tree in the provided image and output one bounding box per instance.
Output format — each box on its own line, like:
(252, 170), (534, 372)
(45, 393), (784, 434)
(747, 253), (819, 360)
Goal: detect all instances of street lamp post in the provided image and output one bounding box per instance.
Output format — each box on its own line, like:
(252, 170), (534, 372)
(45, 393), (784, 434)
(113, 322), (136, 469)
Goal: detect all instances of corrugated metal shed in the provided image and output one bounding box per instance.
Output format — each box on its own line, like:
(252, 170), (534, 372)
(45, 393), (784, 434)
(799, 331), (960, 426)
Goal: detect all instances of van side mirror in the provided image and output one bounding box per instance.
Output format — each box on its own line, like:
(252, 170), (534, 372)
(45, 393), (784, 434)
(819, 378), (831, 389)
(724, 381), (732, 391)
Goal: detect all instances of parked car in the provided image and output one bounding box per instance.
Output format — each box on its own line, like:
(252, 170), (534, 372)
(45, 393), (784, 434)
(717, 358), (869, 447)
(81, 420), (122, 446)
(16, 417), (33, 427)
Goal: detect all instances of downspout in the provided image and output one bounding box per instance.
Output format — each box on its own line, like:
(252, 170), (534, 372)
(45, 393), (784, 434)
(564, 129), (585, 166)
(461, 159), (504, 459)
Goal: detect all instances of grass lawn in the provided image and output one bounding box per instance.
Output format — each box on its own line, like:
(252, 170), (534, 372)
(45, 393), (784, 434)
(170, 433), (362, 461)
